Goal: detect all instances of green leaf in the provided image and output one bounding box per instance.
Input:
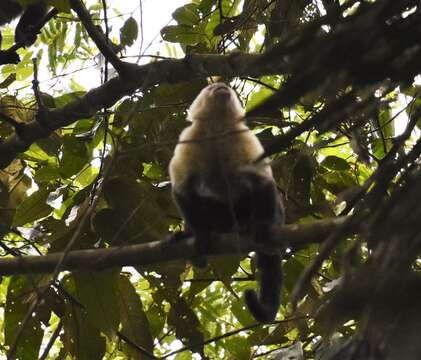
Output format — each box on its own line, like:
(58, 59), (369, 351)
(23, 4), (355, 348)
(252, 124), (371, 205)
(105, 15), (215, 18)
(186, 267), (212, 300)
(321, 156), (350, 171)
(173, 4), (200, 25)
(168, 297), (204, 355)
(198, 0), (216, 13)
(210, 255), (241, 283)
(118, 276), (154, 359)
(4, 276), (44, 360)
(231, 297), (254, 326)
(245, 85), (276, 111)
(323, 172), (356, 194)
(120, 17), (138, 48)
(48, 40), (57, 71)
(376, 108), (394, 155)
(223, 336), (251, 360)
(62, 299), (106, 360)
(283, 257), (306, 293)
(54, 91), (86, 108)
(175, 352), (193, 360)
(73, 270), (121, 337)
(56, 20), (68, 53)
(145, 302), (166, 339)
(114, 98), (139, 127)
(143, 162), (164, 180)
(12, 188), (52, 226)
(22, 143), (54, 163)
(60, 135), (89, 178)
(16, 65), (32, 81)
(36, 133), (61, 156)
(74, 166), (98, 188)
(161, 25), (204, 45)
(50, 0), (71, 13)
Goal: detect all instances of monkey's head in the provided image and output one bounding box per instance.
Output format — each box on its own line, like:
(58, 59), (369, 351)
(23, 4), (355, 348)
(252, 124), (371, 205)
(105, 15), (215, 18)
(187, 83), (245, 123)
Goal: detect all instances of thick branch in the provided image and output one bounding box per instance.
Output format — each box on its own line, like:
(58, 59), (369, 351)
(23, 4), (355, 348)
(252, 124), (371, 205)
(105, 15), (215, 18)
(0, 216), (354, 275)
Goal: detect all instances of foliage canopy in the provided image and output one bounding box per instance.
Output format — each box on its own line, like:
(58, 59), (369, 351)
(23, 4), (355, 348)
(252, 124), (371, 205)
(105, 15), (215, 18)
(0, 0), (420, 359)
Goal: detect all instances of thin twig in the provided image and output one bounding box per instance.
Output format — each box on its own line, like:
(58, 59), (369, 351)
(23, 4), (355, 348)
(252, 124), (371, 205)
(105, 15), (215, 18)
(38, 320), (63, 360)
(31, 57), (51, 130)
(32, 58), (44, 109)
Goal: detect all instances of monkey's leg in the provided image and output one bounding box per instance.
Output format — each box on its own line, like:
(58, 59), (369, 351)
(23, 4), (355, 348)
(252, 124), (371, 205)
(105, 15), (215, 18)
(232, 170), (284, 240)
(172, 179), (230, 267)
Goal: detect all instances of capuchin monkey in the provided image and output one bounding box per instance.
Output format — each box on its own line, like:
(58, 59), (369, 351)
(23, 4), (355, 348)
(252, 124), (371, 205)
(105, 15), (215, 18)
(169, 83), (285, 323)
(0, 0), (49, 47)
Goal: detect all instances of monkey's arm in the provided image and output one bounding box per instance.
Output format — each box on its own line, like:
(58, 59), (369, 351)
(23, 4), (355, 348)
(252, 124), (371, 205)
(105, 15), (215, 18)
(172, 175), (233, 267)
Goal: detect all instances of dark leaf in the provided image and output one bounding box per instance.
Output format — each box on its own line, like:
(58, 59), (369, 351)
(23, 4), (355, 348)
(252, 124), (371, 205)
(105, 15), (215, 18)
(161, 25), (204, 45)
(120, 17), (138, 48)
(73, 270), (121, 337)
(4, 276), (44, 360)
(118, 275), (154, 359)
(60, 135), (89, 178)
(12, 187), (52, 226)
(321, 156), (351, 171)
(173, 4), (200, 26)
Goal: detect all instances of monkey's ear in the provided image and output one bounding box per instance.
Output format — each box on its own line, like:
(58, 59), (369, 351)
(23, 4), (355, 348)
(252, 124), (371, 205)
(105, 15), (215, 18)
(15, 3), (48, 46)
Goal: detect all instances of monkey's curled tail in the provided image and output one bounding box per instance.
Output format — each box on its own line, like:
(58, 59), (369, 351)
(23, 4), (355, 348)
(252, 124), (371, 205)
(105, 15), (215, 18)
(244, 252), (282, 323)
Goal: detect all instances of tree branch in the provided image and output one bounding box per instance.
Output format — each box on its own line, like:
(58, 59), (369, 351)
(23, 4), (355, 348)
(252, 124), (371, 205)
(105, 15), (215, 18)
(0, 8), (59, 65)
(0, 216), (354, 275)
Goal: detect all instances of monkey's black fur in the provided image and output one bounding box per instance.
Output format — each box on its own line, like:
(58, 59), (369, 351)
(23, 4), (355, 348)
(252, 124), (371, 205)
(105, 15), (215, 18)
(173, 169), (284, 322)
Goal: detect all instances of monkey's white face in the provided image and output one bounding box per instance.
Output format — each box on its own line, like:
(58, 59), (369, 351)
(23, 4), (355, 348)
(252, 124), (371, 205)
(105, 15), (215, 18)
(187, 83), (245, 122)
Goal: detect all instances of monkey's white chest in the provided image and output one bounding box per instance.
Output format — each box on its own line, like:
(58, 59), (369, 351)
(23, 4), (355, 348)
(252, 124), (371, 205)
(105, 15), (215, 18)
(169, 123), (270, 195)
